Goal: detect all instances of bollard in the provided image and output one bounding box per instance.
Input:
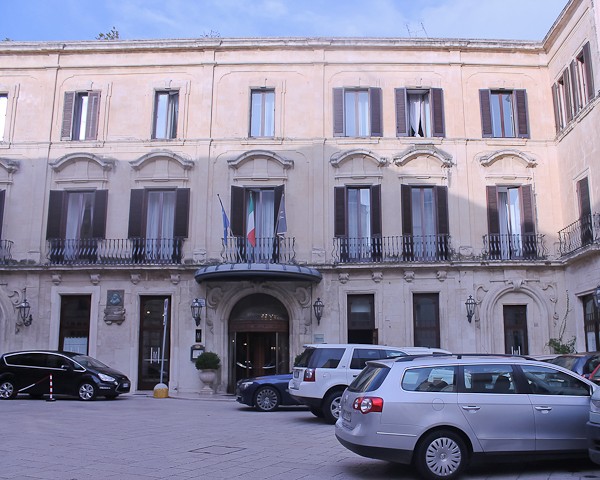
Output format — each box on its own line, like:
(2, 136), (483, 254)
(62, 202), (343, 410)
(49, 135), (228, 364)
(153, 382), (169, 398)
(46, 374), (56, 402)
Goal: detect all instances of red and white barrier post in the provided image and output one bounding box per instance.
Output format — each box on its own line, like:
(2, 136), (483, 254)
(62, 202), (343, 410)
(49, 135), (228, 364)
(47, 374), (56, 402)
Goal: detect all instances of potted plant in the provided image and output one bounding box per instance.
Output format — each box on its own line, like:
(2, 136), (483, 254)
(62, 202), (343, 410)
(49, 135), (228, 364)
(195, 351), (220, 393)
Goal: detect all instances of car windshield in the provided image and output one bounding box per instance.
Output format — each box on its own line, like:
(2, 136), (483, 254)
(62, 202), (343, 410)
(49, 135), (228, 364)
(295, 347), (345, 369)
(348, 365), (389, 393)
(72, 355), (109, 369)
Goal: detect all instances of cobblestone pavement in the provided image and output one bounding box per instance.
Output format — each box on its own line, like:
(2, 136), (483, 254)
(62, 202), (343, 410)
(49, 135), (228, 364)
(2, 393), (600, 480)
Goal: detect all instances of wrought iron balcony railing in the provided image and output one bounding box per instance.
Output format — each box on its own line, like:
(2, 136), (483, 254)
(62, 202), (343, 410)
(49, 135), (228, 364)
(47, 237), (185, 265)
(221, 236), (296, 264)
(482, 233), (546, 261)
(332, 234), (451, 264)
(0, 239), (13, 264)
(558, 213), (600, 257)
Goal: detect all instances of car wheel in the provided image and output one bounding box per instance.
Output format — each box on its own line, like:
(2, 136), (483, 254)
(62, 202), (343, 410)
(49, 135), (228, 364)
(78, 382), (97, 401)
(322, 390), (343, 424)
(254, 386), (280, 412)
(310, 406), (324, 418)
(0, 380), (17, 399)
(415, 429), (468, 480)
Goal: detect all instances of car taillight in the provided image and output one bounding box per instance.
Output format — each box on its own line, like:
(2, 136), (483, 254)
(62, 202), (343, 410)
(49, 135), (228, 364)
(352, 396), (384, 414)
(303, 368), (316, 382)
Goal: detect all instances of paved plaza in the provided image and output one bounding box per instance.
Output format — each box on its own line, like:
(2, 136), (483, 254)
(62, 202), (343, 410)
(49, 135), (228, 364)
(2, 393), (600, 479)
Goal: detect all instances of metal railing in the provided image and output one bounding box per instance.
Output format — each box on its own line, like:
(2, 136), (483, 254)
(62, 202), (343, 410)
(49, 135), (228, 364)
(332, 234), (451, 264)
(558, 213), (600, 256)
(221, 236), (296, 264)
(482, 233), (546, 261)
(0, 239), (13, 264)
(47, 237), (185, 265)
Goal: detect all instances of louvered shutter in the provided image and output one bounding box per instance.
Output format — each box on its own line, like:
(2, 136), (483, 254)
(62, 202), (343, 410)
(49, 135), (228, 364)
(431, 88), (446, 137)
(61, 92), (75, 140)
(551, 84), (561, 133)
(479, 90), (493, 137)
(334, 186), (347, 237)
(486, 186), (500, 235)
(0, 189), (5, 239)
(562, 70), (573, 123)
(230, 186), (245, 236)
(369, 88), (383, 137)
(46, 190), (65, 238)
(514, 90), (530, 138)
(570, 61), (581, 113)
(401, 185), (413, 235)
(520, 185), (535, 235)
(92, 190), (108, 238)
(128, 189), (144, 238)
(333, 88), (344, 136)
(370, 185), (382, 236)
(578, 177), (592, 217)
(435, 186), (449, 235)
(582, 42), (595, 101)
(85, 91), (101, 140)
(395, 88), (408, 137)
(274, 185), (284, 230)
(174, 188), (190, 238)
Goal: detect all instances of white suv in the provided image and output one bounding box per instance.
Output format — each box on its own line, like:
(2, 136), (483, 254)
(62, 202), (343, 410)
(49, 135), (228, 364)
(288, 344), (450, 423)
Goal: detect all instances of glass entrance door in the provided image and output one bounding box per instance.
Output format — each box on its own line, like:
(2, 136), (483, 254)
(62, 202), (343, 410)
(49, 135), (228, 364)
(138, 296), (170, 390)
(503, 305), (528, 355)
(232, 332), (288, 384)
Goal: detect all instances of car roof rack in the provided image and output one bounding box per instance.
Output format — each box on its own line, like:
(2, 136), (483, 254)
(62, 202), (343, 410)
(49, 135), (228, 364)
(392, 353), (537, 363)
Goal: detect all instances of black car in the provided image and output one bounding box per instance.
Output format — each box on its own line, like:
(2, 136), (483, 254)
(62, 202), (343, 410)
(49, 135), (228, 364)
(546, 352), (600, 379)
(0, 350), (131, 401)
(236, 373), (302, 412)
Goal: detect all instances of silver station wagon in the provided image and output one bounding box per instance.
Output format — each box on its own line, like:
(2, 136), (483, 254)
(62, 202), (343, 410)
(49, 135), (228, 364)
(335, 354), (595, 480)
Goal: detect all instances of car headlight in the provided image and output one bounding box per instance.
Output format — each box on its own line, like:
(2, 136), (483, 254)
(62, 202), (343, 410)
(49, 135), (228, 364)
(98, 373), (116, 383)
(240, 381), (254, 390)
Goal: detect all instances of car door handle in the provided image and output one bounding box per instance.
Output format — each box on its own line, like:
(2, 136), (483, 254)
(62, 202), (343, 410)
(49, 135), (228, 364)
(461, 405), (480, 411)
(534, 406), (552, 412)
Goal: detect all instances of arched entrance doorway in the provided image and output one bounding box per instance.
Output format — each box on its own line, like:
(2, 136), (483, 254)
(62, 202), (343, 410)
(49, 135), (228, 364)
(228, 293), (289, 392)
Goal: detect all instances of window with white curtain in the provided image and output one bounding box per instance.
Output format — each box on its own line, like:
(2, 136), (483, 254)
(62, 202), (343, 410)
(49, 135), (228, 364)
(0, 94), (7, 141)
(407, 90), (432, 137)
(146, 190), (176, 260)
(153, 90), (179, 139)
(497, 187), (522, 258)
(246, 189), (275, 261)
(347, 187), (372, 259)
(250, 89), (275, 137)
(344, 89), (370, 137)
(64, 191), (95, 260)
(411, 187), (437, 259)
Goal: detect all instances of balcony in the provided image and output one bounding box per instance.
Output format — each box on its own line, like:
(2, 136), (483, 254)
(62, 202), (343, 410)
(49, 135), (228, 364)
(221, 236), (296, 264)
(558, 213), (600, 257)
(0, 239), (13, 264)
(47, 238), (185, 265)
(482, 233), (546, 261)
(332, 235), (451, 264)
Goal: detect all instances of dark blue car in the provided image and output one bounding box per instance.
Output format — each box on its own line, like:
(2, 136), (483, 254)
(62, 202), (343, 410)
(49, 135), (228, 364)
(236, 373), (302, 412)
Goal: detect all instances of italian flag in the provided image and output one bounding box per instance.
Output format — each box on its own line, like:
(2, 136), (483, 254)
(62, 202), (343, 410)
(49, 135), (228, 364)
(247, 193), (256, 247)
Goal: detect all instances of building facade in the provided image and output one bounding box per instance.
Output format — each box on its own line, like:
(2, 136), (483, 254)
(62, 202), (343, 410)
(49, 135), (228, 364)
(0, 0), (599, 395)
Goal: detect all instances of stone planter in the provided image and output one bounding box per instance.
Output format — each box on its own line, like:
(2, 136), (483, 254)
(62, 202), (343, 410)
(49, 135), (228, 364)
(198, 369), (218, 394)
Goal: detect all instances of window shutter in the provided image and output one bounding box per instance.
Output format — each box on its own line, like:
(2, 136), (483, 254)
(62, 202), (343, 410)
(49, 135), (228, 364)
(92, 190), (108, 238)
(486, 186), (499, 235)
(435, 186), (449, 235)
(334, 186), (347, 237)
(61, 92), (75, 140)
(395, 88), (408, 137)
(583, 42), (595, 101)
(431, 88), (446, 137)
(174, 188), (190, 238)
(274, 185), (284, 229)
(85, 91), (101, 140)
(128, 189), (144, 238)
(46, 190), (65, 238)
(401, 184), (413, 235)
(479, 89), (493, 137)
(369, 88), (383, 137)
(230, 185), (245, 236)
(570, 60), (580, 113)
(551, 83), (561, 133)
(0, 189), (5, 239)
(577, 177), (591, 217)
(370, 185), (382, 236)
(563, 69), (573, 123)
(333, 88), (344, 136)
(514, 90), (530, 138)
(520, 185), (535, 235)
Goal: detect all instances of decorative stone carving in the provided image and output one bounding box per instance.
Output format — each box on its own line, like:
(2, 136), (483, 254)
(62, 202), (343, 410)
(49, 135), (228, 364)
(170, 274), (180, 285)
(338, 273), (350, 284)
(51, 273), (62, 285)
(89, 274), (100, 285)
(130, 273), (141, 285)
(404, 271), (415, 283)
(436, 271), (447, 282)
(372, 271), (383, 283)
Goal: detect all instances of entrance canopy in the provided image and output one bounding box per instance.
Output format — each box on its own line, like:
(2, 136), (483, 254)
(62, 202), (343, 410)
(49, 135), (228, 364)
(194, 263), (322, 283)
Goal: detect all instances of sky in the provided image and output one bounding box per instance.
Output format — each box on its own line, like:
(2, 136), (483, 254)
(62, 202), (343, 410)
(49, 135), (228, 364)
(2, 0), (569, 42)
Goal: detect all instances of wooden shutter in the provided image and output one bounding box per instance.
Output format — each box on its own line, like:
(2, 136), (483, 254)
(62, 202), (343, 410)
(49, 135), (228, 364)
(431, 88), (446, 137)
(0, 189), (5, 239)
(395, 88), (408, 137)
(551, 83), (561, 133)
(370, 185), (382, 236)
(401, 184), (413, 235)
(479, 89), (493, 138)
(369, 88), (383, 137)
(578, 177), (591, 217)
(61, 92), (75, 140)
(92, 190), (108, 238)
(334, 186), (347, 237)
(582, 42), (595, 101)
(333, 88), (344, 136)
(128, 189), (144, 238)
(85, 91), (101, 140)
(514, 90), (529, 138)
(486, 186), (499, 235)
(46, 190), (65, 238)
(520, 185), (535, 235)
(174, 188), (190, 238)
(230, 185), (245, 236)
(570, 60), (581, 113)
(274, 185), (284, 229)
(435, 186), (449, 235)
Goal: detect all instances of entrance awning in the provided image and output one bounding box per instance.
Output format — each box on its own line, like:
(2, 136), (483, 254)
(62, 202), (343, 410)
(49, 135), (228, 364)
(194, 263), (322, 283)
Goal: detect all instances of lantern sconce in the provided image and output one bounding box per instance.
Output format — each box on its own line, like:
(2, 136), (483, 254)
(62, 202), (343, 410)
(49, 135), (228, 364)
(15, 288), (33, 334)
(465, 295), (476, 323)
(191, 298), (205, 327)
(313, 297), (324, 325)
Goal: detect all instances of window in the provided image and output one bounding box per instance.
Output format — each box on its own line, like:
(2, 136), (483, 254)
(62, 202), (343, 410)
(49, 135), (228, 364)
(334, 185), (382, 262)
(479, 89), (529, 138)
(413, 293), (440, 348)
(486, 185), (536, 260)
(577, 177), (593, 246)
(504, 305), (528, 355)
(401, 185), (449, 261)
(250, 89), (275, 137)
(333, 87), (382, 137)
(522, 365), (590, 396)
(402, 366), (456, 392)
(59, 295), (91, 355)
(584, 295), (600, 352)
(128, 188), (189, 263)
(552, 73), (572, 131)
(574, 43), (595, 107)
(347, 295), (376, 344)
(152, 90), (179, 139)
(0, 93), (7, 141)
(463, 365), (515, 394)
(395, 88), (445, 137)
(61, 91), (101, 141)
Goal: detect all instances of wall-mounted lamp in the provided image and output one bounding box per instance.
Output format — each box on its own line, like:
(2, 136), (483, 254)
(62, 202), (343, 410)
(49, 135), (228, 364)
(15, 288), (33, 333)
(465, 295), (476, 323)
(313, 297), (324, 325)
(191, 298), (205, 327)
(594, 285), (600, 310)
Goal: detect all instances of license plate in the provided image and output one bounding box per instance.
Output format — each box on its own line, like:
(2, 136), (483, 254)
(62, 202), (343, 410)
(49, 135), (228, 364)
(122, 382), (129, 388)
(294, 371), (299, 378)
(342, 410), (351, 423)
